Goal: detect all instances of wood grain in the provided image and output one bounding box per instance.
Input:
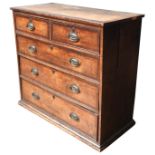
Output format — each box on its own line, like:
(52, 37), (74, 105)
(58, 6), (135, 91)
(17, 35), (99, 79)
(19, 57), (99, 110)
(11, 3), (144, 26)
(100, 19), (142, 143)
(52, 23), (100, 51)
(21, 79), (98, 139)
(11, 3), (144, 151)
(15, 15), (49, 37)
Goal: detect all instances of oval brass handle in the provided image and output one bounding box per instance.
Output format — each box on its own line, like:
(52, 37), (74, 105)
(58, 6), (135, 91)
(69, 112), (80, 122)
(32, 92), (40, 100)
(28, 45), (37, 53)
(69, 58), (80, 67)
(68, 31), (79, 42)
(69, 84), (80, 94)
(31, 68), (39, 76)
(27, 22), (35, 31)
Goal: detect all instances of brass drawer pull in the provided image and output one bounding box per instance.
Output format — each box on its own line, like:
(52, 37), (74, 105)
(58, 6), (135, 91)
(68, 30), (79, 42)
(69, 84), (80, 94)
(27, 22), (35, 31)
(69, 112), (80, 122)
(31, 68), (39, 76)
(69, 58), (80, 67)
(28, 45), (37, 53)
(32, 92), (40, 100)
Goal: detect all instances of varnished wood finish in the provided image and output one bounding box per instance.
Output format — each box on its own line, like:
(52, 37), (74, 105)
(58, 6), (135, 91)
(100, 19), (142, 144)
(15, 14), (49, 37)
(19, 100), (101, 150)
(52, 23), (100, 52)
(19, 57), (99, 110)
(17, 35), (99, 79)
(11, 3), (144, 151)
(21, 79), (98, 139)
(11, 3), (144, 26)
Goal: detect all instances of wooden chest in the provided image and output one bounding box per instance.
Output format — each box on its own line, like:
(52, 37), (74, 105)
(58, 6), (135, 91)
(11, 3), (144, 151)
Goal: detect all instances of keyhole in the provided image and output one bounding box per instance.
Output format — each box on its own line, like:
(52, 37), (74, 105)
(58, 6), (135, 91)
(52, 70), (55, 74)
(49, 45), (53, 50)
(52, 95), (55, 99)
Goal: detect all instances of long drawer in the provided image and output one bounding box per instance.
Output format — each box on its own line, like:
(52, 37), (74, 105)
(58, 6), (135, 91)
(17, 35), (99, 79)
(19, 57), (99, 110)
(21, 79), (98, 139)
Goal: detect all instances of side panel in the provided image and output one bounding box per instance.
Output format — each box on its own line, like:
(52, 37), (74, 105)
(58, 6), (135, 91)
(100, 18), (142, 144)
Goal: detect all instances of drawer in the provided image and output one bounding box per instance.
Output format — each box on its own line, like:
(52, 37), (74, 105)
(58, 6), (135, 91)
(20, 57), (99, 110)
(21, 79), (98, 139)
(17, 36), (99, 79)
(15, 15), (49, 37)
(52, 23), (100, 52)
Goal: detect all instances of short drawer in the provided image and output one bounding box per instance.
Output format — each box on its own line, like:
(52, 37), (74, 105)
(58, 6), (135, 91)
(21, 79), (98, 139)
(20, 57), (99, 110)
(17, 36), (99, 79)
(52, 23), (100, 52)
(15, 14), (49, 37)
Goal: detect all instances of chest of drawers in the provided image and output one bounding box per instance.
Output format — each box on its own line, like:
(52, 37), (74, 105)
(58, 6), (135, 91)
(11, 3), (144, 151)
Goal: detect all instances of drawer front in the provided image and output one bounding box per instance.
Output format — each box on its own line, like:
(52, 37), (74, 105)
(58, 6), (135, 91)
(20, 57), (99, 110)
(52, 23), (99, 52)
(21, 79), (98, 139)
(15, 15), (49, 37)
(17, 36), (99, 79)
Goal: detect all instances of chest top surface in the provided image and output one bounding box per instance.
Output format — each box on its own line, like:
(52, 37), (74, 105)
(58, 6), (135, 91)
(11, 3), (144, 25)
